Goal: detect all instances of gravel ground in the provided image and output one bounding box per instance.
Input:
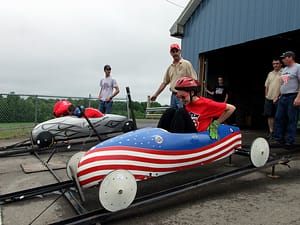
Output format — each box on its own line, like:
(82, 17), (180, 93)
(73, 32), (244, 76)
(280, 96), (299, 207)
(0, 125), (300, 225)
(107, 161), (300, 225)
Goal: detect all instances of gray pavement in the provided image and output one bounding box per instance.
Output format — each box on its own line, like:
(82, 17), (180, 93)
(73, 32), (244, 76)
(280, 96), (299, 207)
(0, 121), (300, 225)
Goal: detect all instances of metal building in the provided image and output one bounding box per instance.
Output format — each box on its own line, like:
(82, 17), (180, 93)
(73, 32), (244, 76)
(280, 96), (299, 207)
(170, 0), (300, 128)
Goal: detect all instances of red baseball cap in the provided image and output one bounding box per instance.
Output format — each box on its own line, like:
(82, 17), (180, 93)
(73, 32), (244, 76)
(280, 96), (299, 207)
(170, 43), (180, 51)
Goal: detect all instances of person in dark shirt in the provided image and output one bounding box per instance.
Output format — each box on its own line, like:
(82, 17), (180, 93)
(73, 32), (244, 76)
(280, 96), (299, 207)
(206, 77), (229, 103)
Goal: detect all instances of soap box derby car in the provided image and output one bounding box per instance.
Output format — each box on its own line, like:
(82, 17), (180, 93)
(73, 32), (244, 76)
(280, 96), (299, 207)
(31, 114), (134, 147)
(31, 100), (134, 147)
(67, 124), (270, 212)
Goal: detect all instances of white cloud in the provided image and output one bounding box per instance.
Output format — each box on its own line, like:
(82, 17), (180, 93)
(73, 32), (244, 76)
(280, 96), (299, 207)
(0, 0), (189, 105)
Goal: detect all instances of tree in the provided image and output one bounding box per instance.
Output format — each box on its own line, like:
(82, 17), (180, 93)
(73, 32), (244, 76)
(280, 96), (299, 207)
(0, 94), (163, 122)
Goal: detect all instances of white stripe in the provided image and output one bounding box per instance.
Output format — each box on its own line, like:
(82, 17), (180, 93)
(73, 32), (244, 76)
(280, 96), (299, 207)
(81, 134), (241, 162)
(80, 149), (234, 189)
(78, 140), (240, 173)
(78, 141), (239, 173)
(79, 169), (168, 183)
(80, 170), (176, 188)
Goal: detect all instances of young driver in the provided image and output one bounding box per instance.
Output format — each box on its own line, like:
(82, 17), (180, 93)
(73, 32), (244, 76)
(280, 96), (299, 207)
(158, 77), (236, 139)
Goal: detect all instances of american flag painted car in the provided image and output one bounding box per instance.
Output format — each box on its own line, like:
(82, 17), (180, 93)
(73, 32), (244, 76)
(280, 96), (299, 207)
(76, 124), (242, 189)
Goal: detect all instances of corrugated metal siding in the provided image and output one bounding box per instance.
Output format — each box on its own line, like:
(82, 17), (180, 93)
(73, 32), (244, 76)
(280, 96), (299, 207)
(181, 0), (300, 69)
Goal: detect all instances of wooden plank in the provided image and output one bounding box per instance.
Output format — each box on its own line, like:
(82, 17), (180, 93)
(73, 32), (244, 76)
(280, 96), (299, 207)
(20, 161), (66, 173)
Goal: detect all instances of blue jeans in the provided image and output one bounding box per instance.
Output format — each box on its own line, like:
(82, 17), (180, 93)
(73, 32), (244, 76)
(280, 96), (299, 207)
(273, 94), (300, 144)
(99, 100), (113, 114)
(170, 93), (183, 109)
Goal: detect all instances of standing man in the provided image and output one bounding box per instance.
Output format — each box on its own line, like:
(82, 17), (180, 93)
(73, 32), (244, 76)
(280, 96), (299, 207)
(272, 51), (300, 149)
(205, 76), (229, 103)
(150, 43), (197, 109)
(98, 65), (120, 114)
(264, 58), (282, 139)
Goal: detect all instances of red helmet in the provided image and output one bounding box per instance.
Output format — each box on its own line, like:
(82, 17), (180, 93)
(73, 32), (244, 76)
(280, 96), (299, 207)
(175, 77), (201, 91)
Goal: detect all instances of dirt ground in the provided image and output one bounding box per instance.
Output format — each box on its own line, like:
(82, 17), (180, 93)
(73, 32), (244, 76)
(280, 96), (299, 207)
(108, 161), (300, 225)
(0, 123), (300, 225)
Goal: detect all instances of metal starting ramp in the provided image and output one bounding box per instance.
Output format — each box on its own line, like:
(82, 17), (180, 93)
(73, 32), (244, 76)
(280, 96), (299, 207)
(47, 148), (300, 225)
(1, 146), (299, 225)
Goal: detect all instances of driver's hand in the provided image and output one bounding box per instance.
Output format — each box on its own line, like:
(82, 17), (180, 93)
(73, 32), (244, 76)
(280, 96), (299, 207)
(207, 120), (219, 140)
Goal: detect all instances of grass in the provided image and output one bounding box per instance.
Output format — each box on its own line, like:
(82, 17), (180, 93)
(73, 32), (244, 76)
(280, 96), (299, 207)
(0, 123), (35, 139)
(0, 119), (159, 140)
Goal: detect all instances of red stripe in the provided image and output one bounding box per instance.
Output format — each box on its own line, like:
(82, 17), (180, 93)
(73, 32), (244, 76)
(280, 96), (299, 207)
(78, 140), (241, 176)
(85, 132), (241, 156)
(80, 175), (105, 187)
(78, 147), (238, 182)
(79, 148), (236, 187)
(79, 173), (151, 187)
(79, 135), (241, 167)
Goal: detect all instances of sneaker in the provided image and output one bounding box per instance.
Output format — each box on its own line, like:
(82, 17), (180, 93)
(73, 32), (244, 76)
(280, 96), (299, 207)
(284, 143), (294, 150)
(266, 132), (273, 140)
(268, 138), (283, 147)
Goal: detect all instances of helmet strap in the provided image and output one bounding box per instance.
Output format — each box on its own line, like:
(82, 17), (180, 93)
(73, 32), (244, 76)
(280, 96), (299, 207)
(189, 91), (194, 102)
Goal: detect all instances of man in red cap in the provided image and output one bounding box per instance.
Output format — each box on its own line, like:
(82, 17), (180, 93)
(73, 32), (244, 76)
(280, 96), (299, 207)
(150, 43), (197, 109)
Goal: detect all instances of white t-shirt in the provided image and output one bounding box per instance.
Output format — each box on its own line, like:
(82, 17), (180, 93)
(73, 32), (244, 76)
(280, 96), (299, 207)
(99, 76), (118, 101)
(280, 63), (300, 94)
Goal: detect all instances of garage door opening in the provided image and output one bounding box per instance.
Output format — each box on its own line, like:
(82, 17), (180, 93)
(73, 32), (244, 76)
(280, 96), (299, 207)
(199, 30), (300, 129)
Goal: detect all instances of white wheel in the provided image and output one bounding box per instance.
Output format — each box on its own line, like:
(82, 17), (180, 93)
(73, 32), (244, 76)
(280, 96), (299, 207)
(66, 151), (86, 202)
(66, 151), (85, 179)
(99, 170), (137, 212)
(250, 137), (270, 167)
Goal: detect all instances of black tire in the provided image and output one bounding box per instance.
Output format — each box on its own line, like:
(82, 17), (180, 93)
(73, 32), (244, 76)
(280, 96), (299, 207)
(36, 131), (54, 147)
(122, 120), (135, 133)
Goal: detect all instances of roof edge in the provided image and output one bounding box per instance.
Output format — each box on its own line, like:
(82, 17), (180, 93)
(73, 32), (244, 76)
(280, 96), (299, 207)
(170, 0), (202, 38)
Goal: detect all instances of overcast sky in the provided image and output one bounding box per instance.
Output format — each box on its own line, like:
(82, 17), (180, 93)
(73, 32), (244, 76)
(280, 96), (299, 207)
(0, 0), (190, 105)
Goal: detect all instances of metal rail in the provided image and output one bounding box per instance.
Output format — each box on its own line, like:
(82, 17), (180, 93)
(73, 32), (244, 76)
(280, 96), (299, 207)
(126, 87), (137, 130)
(0, 138), (32, 149)
(0, 141), (89, 221)
(0, 129), (127, 157)
(0, 136), (101, 157)
(2, 135), (299, 225)
(32, 151), (88, 215)
(0, 180), (74, 205)
(49, 151), (300, 225)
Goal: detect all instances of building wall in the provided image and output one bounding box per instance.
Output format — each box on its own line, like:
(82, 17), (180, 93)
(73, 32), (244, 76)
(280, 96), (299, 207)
(181, 0), (300, 69)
